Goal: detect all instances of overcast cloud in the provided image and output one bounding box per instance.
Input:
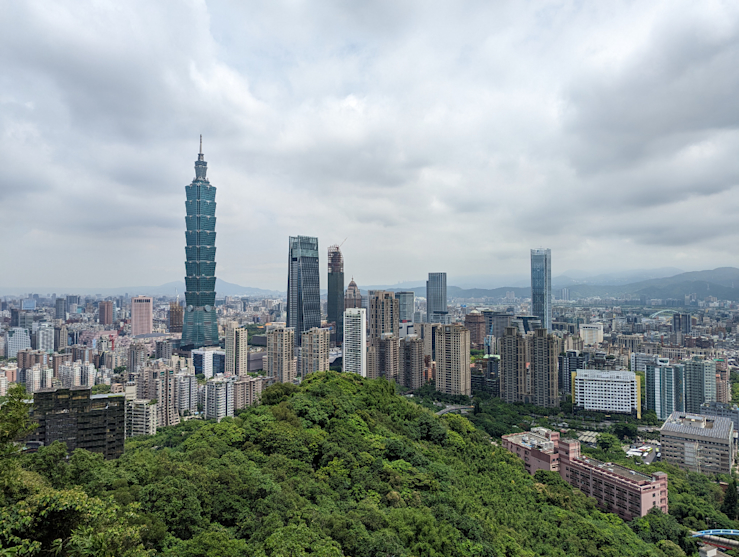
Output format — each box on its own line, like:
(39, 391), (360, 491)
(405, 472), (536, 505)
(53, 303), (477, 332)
(2, 0), (739, 291)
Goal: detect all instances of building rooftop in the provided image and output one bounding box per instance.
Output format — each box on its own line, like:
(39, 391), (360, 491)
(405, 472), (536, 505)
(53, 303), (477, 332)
(661, 412), (733, 440)
(504, 429), (557, 454)
(574, 455), (654, 483)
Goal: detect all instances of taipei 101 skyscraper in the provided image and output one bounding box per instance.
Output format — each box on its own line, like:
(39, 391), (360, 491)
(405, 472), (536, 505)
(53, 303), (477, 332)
(181, 136), (218, 349)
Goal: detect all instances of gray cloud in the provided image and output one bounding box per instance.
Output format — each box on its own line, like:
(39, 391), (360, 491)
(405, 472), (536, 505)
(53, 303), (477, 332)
(1, 0), (739, 291)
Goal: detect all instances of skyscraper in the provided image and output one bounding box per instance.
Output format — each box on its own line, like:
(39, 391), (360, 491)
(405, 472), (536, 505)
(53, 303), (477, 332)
(369, 291), (399, 340)
(426, 272), (448, 323)
(434, 324), (471, 396)
(267, 325), (296, 383)
(55, 298), (67, 320)
(343, 308), (367, 377)
(500, 326), (526, 404)
(530, 249), (552, 331)
(98, 301), (114, 326)
(182, 138), (218, 349)
(397, 291), (415, 323)
(344, 279), (362, 310)
(169, 302), (183, 333)
(327, 245), (345, 344)
(529, 328), (559, 408)
(646, 363), (685, 420)
(301, 327), (330, 377)
(225, 322), (249, 376)
(287, 236), (320, 346)
(131, 296), (153, 337)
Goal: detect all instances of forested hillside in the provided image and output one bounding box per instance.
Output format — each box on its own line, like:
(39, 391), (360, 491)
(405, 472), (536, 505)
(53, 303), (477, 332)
(1, 373), (678, 556)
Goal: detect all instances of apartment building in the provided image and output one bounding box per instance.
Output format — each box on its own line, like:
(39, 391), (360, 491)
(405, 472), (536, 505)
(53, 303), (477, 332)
(660, 413), (734, 474)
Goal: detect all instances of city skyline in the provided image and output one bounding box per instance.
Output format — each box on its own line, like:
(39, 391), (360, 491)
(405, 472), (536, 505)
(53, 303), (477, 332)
(3, 2), (739, 291)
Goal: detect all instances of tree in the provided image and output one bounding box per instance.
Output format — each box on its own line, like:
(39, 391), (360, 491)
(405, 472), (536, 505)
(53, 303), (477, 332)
(0, 383), (36, 460)
(597, 433), (621, 453)
(722, 476), (738, 520)
(613, 423), (638, 441)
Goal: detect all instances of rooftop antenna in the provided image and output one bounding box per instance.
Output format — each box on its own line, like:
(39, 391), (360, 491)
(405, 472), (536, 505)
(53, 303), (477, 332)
(199, 134), (203, 155)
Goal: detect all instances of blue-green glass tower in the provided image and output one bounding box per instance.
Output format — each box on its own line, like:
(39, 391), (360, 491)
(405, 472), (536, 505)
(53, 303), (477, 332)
(182, 137), (218, 349)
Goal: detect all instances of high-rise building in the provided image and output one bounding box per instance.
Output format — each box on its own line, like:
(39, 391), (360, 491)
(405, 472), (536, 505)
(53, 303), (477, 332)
(327, 245), (344, 344)
(464, 310), (485, 347)
(500, 326), (526, 404)
(369, 291), (399, 340)
(6, 328), (31, 358)
(126, 399), (158, 437)
(267, 325), (296, 383)
(530, 248), (552, 331)
(155, 340), (173, 361)
(426, 273), (448, 323)
(128, 343), (148, 375)
(27, 387), (125, 459)
(573, 370), (641, 418)
(301, 327), (330, 377)
(192, 349), (215, 378)
(234, 376), (266, 410)
(399, 335), (425, 390)
(631, 353), (669, 373)
(344, 279), (363, 310)
(370, 333), (400, 382)
(35, 324), (54, 354)
(397, 291), (415, 323)
(131, 296), (153, 337)
(225, 323), (249, 376)
(55, 298), (67, 320)
(434, 324), (470, 396)
(287, 236), (320, 346)
(646, 363), (685, 420)
(169, 302), (184, 333)
(684, 356), (716, 413)
(182, 139), (219, 349)
(558, 350), (589, 395)
(99, 301), (114, 326)
(343, 308), (367, 377)
(530, 328), (559, 408)
(672, 313), (692, 334)
(137, 363), (180, 428)
(204, 377), (234, 421)
(54, 324), (68, 352)
(176, 373), (199, 415)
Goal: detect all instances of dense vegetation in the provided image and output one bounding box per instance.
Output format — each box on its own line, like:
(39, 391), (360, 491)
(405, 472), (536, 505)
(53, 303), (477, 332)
(0, 373), (676, 556)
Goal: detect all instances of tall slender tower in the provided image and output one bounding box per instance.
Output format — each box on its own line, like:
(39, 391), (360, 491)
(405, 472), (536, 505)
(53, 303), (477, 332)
(287, 236), (320, 346)
(530, 248), (551, 331)
(182, 137), (218, 349)
(327, 245), (344, 344)
(426, 272), (448, 323)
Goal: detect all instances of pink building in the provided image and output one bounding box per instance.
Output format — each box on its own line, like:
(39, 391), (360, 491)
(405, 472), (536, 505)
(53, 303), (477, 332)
(502, 428), (668, 521)
(131, 296), (153, 337)
(558, 438), (668, 521)
(502, 428), (561, 475)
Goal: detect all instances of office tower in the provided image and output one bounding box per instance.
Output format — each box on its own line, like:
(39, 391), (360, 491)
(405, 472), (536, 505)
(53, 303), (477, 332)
(287, 236), (320, 346)
(6, 328), (31, 358)
(483, 310), (513, 338)
(464, 310), (485, 347)
(192, 349), (215, 378)
(672, 313), (692, 334)
(369, 291), (399, 340)
(54, 324), (68, 352)
(182, 139), (219, 349)
(530, 329), (559, 408)
(176, 374), (199, 415)
(301, 327), (330, 377)
(573, 370), (641, 418)
(35, 325), (54, 354)
(55, 298), (67, 319)
(434, 324), (471, 396)
(558, 350), (589, 394)
(99, 301), (114, 326)
(397, 291), (415, 323)
(66, 295), (80, 307)
(399, 335), (425, 390)
(10, 308), (19, 327)
(646, 363), (685, 420)
(131, 296), (153, 337)
(344, 279), (363, 310)
(343, 308), (367, 377)
(327, 245), (344, 344)
(426, 273), (448, 323)
(169, 302), (184, 333)
(267, 325), (296, 383)
(225, 323), (249, 376)
(27, 387), (125, 459)
(205, 377), (234, 421)
(530, 248), (552, 331)
(155, 340), (173, 361)
(126, 399), (158, 437)
(660, 413), (734, 474)
(684, 356), (717, 413)
(128, 343), (148, 375)
(500, 326), (526, 403)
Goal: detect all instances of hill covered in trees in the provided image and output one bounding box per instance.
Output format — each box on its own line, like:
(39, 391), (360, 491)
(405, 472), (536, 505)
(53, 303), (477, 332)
(0, 373), (688, 556)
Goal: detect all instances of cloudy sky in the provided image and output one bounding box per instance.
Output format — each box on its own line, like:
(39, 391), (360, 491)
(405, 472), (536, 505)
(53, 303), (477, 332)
(2, 0), (739, 291)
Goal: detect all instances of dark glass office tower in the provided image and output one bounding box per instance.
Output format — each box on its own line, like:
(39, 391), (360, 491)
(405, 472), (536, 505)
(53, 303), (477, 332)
(288, 236), (320, 346)
(426, 272), (448, 323)
(327, 245), (344, 344)
(182, 138), (218, 349)
(530, 248), (551, 331)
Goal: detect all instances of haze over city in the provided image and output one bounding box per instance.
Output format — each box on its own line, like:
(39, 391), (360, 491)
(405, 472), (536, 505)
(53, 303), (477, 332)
(3, 1), (739, 290)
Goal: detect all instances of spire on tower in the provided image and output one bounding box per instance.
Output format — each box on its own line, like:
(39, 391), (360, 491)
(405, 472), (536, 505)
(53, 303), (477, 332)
(199, 134), (203, 155)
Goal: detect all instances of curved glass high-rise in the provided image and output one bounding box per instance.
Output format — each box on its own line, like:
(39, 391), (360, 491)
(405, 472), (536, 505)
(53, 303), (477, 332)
(182, 138), (218, 349)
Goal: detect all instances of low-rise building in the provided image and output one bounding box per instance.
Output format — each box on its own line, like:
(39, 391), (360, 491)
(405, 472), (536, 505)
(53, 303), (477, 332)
(501, 427), (560, 475)
(660, 412), (734, 474)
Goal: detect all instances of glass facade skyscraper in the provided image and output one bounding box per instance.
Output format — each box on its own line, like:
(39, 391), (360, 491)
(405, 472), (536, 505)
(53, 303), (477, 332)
(426, 272), (448, 323)
(530, 248), (551, 331)
(327, 245), (344, 344)
(182, 139), (218, 349)
(287, 236), (321, 346)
